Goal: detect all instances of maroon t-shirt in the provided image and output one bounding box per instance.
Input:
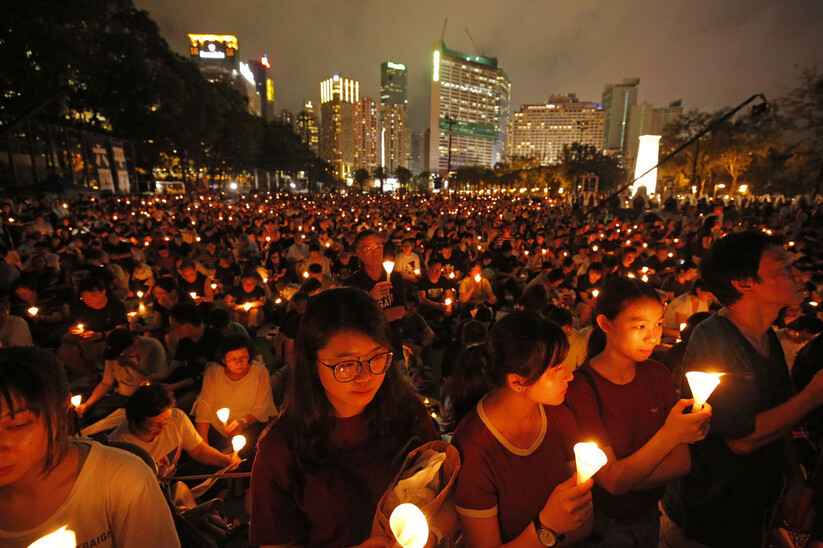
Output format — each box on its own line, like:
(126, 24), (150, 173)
(564, 359), (677, 521)
(249, 402), (438, 547)
(452, 400), (580, 543)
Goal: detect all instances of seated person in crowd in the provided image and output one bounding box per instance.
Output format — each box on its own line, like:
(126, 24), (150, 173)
(661, 278), (715, 340)
(0, 300), (33, 348)
(75, 328), (167, 425)
(109, 384), (240, 478)
(224, 269), (267, 332)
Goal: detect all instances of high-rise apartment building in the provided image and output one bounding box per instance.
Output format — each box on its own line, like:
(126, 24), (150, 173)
(354, 97), (380, 173)
(296, 101), (320, 156)
(507, 94), (605, 164)
(409, 131), (426, 175)
(380, 61), (409, 173)
(428, 41), (511, 174)
(627, 99), (683, 160)
(602, 77), (639, 152)
(188, 34), (260, 116)
(320, 75), (359, 178)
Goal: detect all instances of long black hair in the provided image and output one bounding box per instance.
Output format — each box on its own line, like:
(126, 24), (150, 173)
(586, 276), (663, 359)
(277, 287), (423, 472)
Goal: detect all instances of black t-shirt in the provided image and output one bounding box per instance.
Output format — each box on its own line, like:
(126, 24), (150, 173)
(280, 310), (303, 340)
(169, 326), (224, 386)
(417, 275), (453, 304)
(215, 263), (241, 287)
(72, 297), (127, 334)
(344, 270), (407, 314)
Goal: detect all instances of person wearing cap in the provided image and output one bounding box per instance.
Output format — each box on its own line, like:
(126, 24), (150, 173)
(75, 328), (167, 425)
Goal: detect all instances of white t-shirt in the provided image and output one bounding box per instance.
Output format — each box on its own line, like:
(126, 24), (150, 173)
(663, 293), (709, 330)
(394, 251), (422, 278)
(102, 336), (167, 396)
(0, 440), (179, 548)
(109, 408), (202, 473)
(193, 362), (277, 436)
(0, 315), (33, 347)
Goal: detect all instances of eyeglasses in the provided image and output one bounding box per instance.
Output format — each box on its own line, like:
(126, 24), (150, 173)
(358, 243), (383, 253)
(318, 351), (393, 382)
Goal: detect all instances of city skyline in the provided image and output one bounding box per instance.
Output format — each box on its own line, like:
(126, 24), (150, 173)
(134, 0), (823, 132)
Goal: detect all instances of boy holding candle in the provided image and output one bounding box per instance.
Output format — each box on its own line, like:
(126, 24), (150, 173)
(661, 230), (823, 547)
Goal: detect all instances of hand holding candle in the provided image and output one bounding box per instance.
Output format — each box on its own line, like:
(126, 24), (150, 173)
(389, 503), (429, 548)
(573, 442), (608, 484)
(685, 372), (722, 412)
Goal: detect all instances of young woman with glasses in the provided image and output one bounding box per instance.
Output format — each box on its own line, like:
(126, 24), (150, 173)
(249, 287), (439, 548)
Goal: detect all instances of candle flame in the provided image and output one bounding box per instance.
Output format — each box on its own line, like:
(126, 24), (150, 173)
(232, 435), (247, 452)
(71, 395), (82, 407)
(216, 408), (230, 423)
(574, 442), (608, 484)
(27, 526), (76, 548)
(389, 503), (429, 548)
(28, 306), (39, 316)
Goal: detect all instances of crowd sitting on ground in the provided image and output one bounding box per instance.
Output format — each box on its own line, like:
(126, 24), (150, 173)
(1, 189), (823, 547)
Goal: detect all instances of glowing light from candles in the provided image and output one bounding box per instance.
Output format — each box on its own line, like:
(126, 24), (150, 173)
(189, 292), (197, 299)
(71, 395), (82, 407)
(216, 408), (230, 424)
(28, 306), (39, 316)
(136, 291), (144, 299)
(592, 290), (599, 298)
(243, 302), (251, 312)
(27, 526), (76, 548)
(231, 435), (247, 452)
(474, 274), (482, 283)
(383, 261), (395, 282)
(679, 322), (687, 332)
(211, 283), (217, 290)
(574, 442), (608, 484)
(414, 268), (421, 276)
(389, 503), (429, 548)
(685, 372), (722, 412)
(275, 298), (282, 304)
(444, 298), (452, 306)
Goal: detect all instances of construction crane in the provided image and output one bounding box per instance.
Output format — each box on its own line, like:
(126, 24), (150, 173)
(440, 18), (448, 42)
(464, 27), (484, 57)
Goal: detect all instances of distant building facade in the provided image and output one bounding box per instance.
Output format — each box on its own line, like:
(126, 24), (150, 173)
(354, 97), (380, 173)
(507, 94), (605, 164)
(380, 61), (409, 173)
(188, 34), (260, 116)
(602, 77), (639, 152)
(627, 99), (683, 160)
(320, 75), (359, 178)
(428, 41), (511, 174)
(296, 101), (320, 156)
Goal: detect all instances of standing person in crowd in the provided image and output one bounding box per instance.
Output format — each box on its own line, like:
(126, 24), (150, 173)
(565, 277), (712, 547)
(0, 346), (180, 547)
(451, 310), (594, 547)
(661, 231), (823, 548)
(249, 288), (447, 548)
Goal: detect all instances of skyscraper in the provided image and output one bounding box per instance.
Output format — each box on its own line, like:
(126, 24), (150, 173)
(188, 34), (260, 116)
(602, 77), (640, 152)
(428, 41), (511, 174)
(354, 97), (380, 173)
(296, 101), (320, 156)
(627, 99), (683, 160)
(380, 61), (409, 173)
(507, 94), (605, 164)
(320, 75), (359, 179)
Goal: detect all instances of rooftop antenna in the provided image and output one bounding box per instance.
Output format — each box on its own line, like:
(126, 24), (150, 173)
(464, 27), (484, 57)
(440, 18), (448, 42)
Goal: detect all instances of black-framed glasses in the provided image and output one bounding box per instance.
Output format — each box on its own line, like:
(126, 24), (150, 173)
(318, 351), (393, 382)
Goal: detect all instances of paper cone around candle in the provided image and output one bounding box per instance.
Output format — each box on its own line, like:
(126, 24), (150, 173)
(71, 395), (82, 407)
(216, 408), (230, 424)
(389, 503), (429, 548)
(685, 372), (722, 410)
(231, 435), (246, 452)
(574, 442), (607, 484)
(27, 526), (76, 548)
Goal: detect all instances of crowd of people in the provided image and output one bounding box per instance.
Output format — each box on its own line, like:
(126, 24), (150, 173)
(1, 189), (823, 547)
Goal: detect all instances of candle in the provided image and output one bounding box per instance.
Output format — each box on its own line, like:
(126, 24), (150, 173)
(679, 322), (687, 332)
(444, 298), (452, 306)
(474, 274), (482, 283)
(573, 442), (608, 484)
(189, 292), (197, 299)
(389, 503), (429, 548)
(243, 302), (252, 312)
(231, 435), (247, 453)
(211, 283), (218, 290)
(136, 291), (144, 299)
(383, 261), (395, 282)
(685, 372), (723, 412)
(591, 290), (599, 298)
(414, 268), (421, 276)
(71, 395), (82, 407)
(138, 302), (147, 316)
(75, 324), (85, 335)
(216, 408), (230, 425)
(27, 306), (39, 316)
(275, 298), (282, 304)
(27, 526), (76, 548)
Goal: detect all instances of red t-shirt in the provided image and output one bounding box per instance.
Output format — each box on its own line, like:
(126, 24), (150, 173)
(452, 400), (580, 543)
(564, 359), (677, 521)
(249, 402), (438, 547)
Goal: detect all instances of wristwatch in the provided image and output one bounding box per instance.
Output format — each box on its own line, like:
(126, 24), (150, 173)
(533, 515), (565, 546)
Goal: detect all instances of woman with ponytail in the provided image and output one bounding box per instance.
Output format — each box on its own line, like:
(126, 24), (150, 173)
(565, 277), (712, 547)
(451, 310), (594, 547)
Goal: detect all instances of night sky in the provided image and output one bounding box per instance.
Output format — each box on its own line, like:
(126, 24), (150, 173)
(134, 0), (823, 130)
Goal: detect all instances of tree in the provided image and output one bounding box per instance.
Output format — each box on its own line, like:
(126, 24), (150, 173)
(373, 165), (386, 193)
(353, 168), (369, 194)
(395, 166), (412, 195)
(780, 66), (823, 194)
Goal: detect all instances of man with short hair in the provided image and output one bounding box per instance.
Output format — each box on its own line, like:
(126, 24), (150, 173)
(661, 230), (823, 547)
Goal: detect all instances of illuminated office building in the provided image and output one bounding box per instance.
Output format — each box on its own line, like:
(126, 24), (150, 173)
(354, 97), (380, 173)
(602, 77), (639, 152)
(380, 61), (409, 172)
(188, 34), (260, 116)
(428, 41), (510, 174)
(507, 94), (605, 164)
(320, 75), (359, 178)
(296, 101), (320, 155)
